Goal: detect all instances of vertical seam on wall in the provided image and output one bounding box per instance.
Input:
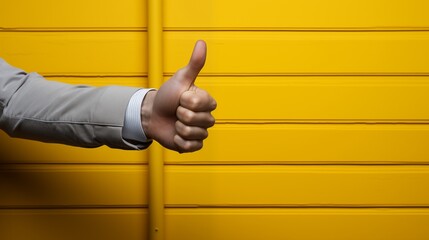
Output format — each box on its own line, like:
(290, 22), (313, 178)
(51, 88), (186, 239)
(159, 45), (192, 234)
(147, 0), (165, 239)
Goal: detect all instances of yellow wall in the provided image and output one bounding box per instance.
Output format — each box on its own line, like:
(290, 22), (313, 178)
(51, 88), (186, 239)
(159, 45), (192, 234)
(2, 0), (429, 240)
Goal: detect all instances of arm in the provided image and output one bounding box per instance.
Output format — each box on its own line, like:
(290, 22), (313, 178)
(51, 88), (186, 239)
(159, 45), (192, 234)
(0, 58), (144, 150)
(0, 40), (217, 153)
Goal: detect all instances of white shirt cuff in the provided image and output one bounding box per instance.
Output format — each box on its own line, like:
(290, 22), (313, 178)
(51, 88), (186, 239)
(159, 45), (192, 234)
(122, 88), (155, 143)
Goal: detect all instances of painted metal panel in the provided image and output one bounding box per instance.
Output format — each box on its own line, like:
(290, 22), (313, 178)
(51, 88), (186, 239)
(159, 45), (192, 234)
(0, 165), (147, 207)
(0, 0), (146, 29)
(164, 0), (429, 29)
(3, 32), (428, 76)
(0, 32), (147, 75)
(165, 208), (429, 240)
(0, 209), (147, 240)
(3, 0), (428, 30)
(165, 165), (429, 206)
(164, 31), (429, 75)
(187, 76), (429, 121)
(165, 124), (429, 163)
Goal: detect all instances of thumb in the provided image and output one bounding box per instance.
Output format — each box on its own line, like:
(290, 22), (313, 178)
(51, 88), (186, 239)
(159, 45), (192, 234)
(181, 40), (207, 86)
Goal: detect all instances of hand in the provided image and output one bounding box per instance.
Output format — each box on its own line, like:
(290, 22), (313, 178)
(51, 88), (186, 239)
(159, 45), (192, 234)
(141, 40), (217, 153)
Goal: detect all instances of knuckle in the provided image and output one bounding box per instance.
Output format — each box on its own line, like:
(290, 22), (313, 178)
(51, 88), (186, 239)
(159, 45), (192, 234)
(182, 141), (193, 152)
(189, 96), (202, 109)
(182, 126), (193, 138)
(176, 121), (192, 138)
(176, 107), (185, 119)
(181, 140), (203, 152)
(184, 110), (195, 123)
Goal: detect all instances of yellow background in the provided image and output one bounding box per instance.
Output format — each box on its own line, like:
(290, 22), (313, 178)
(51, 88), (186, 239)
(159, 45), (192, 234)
(1, 0), (429, 239)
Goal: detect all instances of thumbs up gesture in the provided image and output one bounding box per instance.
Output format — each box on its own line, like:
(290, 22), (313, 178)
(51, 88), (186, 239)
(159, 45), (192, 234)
(141, 40), (217, 153)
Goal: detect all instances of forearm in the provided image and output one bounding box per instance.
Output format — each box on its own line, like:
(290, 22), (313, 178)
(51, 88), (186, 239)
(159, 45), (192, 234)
(0, 58), (142, 149)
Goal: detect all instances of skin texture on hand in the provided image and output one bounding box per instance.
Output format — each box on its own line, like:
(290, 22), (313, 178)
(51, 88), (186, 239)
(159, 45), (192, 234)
(141, 40), (217, 153)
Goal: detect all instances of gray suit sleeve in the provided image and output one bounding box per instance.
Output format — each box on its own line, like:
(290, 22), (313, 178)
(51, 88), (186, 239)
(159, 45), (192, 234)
(0, 58), (145, 150)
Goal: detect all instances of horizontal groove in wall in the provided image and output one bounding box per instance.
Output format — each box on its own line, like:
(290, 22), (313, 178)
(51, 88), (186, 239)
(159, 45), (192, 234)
(165, 162), (429, 166)
(165, 73), (429, 77)
(7, 162), (429, 166)
(41, 72), (429, 77)
(43, 74), (148, 78)
(0, 162), (149, 166)
(3, 28), (428, 33)
(38, 73), (429, 79)
(19, 27), (429, 33)
(0, 27), (147, 32)
(48, 76), (148, 79)
(0, 163), (148, 170)
(165, 205), (429, 209)
(163, 28), (429, 32)
(215, 120), (429, 124)
(0, 205), (148, 210)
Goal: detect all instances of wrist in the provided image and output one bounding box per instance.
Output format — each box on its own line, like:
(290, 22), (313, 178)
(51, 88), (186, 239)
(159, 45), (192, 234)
(141, 90), (157, 139)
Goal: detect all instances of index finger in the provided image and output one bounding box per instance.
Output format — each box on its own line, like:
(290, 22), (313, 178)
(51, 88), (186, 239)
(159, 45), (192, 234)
(180, 88), (217, 112)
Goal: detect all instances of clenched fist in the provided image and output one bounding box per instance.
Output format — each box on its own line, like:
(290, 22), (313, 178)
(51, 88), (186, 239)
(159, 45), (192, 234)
(141, 40), (217, 153)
